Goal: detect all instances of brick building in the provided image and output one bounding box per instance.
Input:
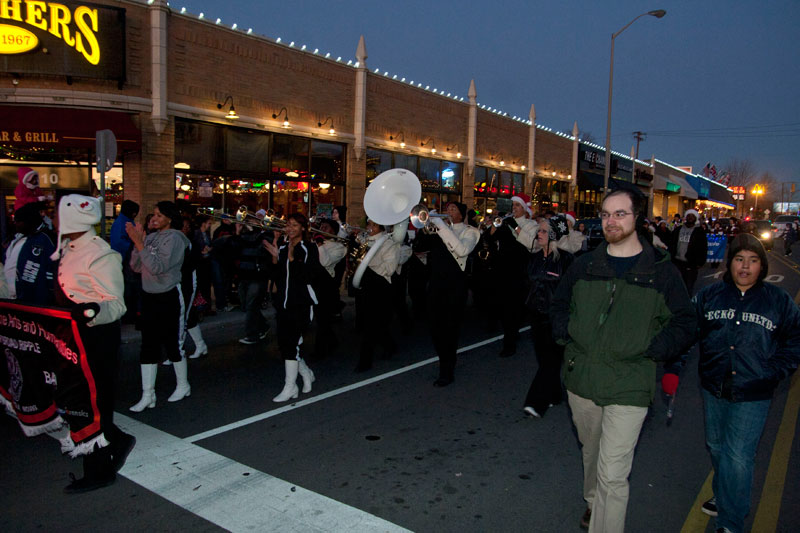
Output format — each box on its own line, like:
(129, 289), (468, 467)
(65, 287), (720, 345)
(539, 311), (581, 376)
(1, 0), (730, 232)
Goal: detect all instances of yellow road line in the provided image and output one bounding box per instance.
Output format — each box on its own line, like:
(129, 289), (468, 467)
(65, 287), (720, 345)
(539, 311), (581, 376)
(681, 471), (713, 533)
(752, 371), (800, 531)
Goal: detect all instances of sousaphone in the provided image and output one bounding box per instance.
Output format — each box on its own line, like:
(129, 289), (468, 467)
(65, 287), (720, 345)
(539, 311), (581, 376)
(352, 168), (422, 289)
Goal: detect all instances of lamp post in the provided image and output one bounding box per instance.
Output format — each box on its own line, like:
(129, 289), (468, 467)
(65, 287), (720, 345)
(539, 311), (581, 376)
(752, 184), (765, 213)
(603, 9), (666, 195)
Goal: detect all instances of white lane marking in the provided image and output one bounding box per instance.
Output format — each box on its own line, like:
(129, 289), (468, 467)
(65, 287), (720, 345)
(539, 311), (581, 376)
(116, 413), (411, 533)
(185, 327), (530, 443)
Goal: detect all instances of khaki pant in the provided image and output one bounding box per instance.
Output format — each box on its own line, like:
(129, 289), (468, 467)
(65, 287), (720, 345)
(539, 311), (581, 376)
(568, 391), (648, 533)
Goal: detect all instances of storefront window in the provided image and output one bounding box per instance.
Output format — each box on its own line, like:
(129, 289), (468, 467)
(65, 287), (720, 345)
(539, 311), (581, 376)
(366, 149), (392, 181)
(311, 140), (344, 182)
(225, 128), (270, 173)
(394, 153), (419, 175)
(473, 166), (488, 194)
(419, 157), (440, 189)
(271, 134), (309, 180)
(174, 120), (223, 171)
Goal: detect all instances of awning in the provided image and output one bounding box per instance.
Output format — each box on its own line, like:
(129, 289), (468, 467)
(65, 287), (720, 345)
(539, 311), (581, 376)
(708, 183), (735, 206)
(669, 175), (698, 199)
(653, 175), (682, 193)
(0, 105), (141, 151)
(578, 172), (646, 197)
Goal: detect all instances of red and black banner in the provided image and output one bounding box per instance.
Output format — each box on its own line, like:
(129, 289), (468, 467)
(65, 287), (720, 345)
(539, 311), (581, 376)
(0, 301), (101, 449)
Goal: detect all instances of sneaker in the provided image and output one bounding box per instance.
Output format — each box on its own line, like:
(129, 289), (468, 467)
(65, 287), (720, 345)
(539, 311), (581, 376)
(701, 496), (718, 517)
(580, 507), (591, 529)
(523, 406), (542, 418)
(239, 336), (259, 345)
(258, 330), (270, 340)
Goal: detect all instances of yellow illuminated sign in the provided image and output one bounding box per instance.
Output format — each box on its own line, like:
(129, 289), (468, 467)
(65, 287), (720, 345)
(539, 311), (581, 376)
(0, 1), (100, 65)
(0, 23), (38, 53)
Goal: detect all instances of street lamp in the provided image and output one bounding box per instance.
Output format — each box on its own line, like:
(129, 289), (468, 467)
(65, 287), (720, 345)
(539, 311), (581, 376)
(752, 184), (765, 212)
(603, 9), (666, 195)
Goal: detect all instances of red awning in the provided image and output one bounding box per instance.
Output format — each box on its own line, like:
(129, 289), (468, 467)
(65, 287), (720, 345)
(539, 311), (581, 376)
(0, 105), (141, 151)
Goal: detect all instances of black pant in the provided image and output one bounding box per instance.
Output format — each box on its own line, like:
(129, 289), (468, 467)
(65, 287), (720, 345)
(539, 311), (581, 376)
(429, 273), (466, 381)
(78, 321), (123, 444)
(238, 278), (269, 338)
(276, 305), (311, 360)
(673, 260), (699, 295)
(140, 288), (184, 364)
(315, 274), (339, 356)
(498, 277), (526, 350)
(356, 269), (394, 364)
(524, 315), (564, 414)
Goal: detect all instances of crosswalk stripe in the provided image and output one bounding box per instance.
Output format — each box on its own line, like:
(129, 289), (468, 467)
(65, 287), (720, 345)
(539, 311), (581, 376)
(116, 413), (411, 533)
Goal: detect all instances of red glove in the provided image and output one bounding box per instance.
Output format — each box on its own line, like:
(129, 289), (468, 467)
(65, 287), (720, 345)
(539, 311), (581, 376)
(662, 373), (679, 396)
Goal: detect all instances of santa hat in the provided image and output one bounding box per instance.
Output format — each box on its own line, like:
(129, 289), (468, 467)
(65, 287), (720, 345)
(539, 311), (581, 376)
(51, 195), (102, 260)
(684, 209), (699, 219)
(564, 211), (576, 225)
(511, 193), (532, 216)
(17, 167), (38, 188)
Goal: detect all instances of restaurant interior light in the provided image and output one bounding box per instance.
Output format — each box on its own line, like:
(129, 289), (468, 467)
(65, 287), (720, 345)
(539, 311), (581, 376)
(174, 162), (191, 170)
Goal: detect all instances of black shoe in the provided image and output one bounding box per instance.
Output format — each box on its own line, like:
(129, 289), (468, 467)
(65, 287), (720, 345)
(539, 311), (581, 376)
(433, 377), (453, 387)
(110, 433), (136, 473)
(239, 336), (259, 345)
(354, 362), (372, 373)
(258, 329), (270, 340)
(701, 496), (718, 517)
(64, 471), (116, 494)
(499, 346), (516, 357)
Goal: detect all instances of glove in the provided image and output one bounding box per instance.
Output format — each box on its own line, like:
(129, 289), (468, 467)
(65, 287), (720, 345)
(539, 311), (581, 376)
(71, 302), (100, 325)
(431, 216), (447, 229)
(502, 217), (518, 230)
(661, 373), (679, 396)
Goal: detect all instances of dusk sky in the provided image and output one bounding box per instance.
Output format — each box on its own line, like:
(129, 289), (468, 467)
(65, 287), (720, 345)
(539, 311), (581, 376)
(182, 0), (799, 184)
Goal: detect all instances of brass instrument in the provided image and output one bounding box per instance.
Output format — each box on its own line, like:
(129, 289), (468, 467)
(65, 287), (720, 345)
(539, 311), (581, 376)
(410, 203), (451, 233)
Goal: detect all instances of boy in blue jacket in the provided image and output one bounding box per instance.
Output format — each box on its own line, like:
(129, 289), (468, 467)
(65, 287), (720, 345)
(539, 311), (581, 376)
(689, 233), (800, 533)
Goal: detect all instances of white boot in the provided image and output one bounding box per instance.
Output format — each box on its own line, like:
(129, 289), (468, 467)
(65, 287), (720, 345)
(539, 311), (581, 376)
(298, 358), (315, 393)
(187, 326), (208, 359)
(273, 360), (299, 402)
(168, 358), (191, 402)
(130, 364), (157, 412)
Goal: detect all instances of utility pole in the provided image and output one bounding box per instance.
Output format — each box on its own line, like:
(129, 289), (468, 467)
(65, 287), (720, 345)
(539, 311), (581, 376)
(632, 131), (646, 159)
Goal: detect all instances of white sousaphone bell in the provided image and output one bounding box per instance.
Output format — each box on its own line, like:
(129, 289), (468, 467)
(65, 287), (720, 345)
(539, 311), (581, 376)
(352, 168), (422, 289)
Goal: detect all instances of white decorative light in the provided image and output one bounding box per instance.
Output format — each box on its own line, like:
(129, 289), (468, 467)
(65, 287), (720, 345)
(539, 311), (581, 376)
(354, 61), (359, 67)
(215, 18), (221, 24)
(247, 28), (252, 34)
(336, 56), (341, 61)
(301, 44), (306, 50)
(198, 12), (204, 19)
(231, 23), (237, 30)
(180, 7), (186, 13)
(392, 74), (397, 79)
(276, 37), (281, 43)
(347, 60), (352, 65)
(325, 52), (330, 58)
(289, 41), (295, 47)
(401, 77), (406, 82)
(314, 48), (319, 54)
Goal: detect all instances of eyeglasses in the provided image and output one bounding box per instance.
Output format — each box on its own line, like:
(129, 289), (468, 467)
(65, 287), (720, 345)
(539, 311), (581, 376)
(599, 211), (633, 220)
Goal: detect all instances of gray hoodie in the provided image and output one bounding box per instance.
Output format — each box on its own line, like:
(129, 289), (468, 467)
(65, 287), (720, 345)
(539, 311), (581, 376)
(130, 228), (190, 294)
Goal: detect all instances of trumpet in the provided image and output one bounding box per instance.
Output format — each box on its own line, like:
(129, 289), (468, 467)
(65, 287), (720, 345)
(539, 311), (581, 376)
(410, 204), (451, 233)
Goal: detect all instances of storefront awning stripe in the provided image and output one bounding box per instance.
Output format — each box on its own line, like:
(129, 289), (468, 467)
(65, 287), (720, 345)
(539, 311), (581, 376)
(669, 175), (698, 199)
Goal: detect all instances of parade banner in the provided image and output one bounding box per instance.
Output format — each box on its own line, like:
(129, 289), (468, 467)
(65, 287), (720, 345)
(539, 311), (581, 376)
(707, 233), (727, 264)
(0, 301), (102, 455)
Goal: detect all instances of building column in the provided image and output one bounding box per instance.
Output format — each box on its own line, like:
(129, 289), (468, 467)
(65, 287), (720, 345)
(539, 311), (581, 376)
(527, 104), (536, 194)
(569, 121), (579, 213)
(465, 79), (477, 208)
(126, 115), (175, 218)
(347, 36), (368, 225)
(150, 0), (168, 135)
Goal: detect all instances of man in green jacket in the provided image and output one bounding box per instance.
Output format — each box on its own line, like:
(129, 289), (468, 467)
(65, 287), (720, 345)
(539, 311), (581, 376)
(552, 190), (696, 532)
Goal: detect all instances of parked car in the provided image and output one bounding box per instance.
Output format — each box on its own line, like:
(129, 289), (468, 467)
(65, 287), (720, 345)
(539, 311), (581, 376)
(745, 220), (774, 251)
(577, 218), (603, 250)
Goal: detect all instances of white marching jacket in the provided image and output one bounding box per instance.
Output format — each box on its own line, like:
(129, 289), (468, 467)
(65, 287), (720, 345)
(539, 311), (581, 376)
(317, 240), (347, 278)
(512, 217), (539, 251)
(367, 233), (400, 283)
(57, 229), (126, 326)
(431, 219), (480, 271)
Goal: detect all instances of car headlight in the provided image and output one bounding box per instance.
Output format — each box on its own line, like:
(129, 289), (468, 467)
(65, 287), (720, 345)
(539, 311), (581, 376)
(760, 231), (772, 240)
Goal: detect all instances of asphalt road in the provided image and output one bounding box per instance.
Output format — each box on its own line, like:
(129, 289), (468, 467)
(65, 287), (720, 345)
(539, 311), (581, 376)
(2, 241), (799, 532)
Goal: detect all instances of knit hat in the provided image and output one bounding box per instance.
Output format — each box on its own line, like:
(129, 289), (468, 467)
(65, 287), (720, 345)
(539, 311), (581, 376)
(51, 195), (102, 260)
(511, 193), (532, 216)
(255, 209), (268, 219)
(548, 215), (570, 241)
(724, 233), (768, 284)
(447, 202), (467, 220)
(684, 209), (699, 220)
